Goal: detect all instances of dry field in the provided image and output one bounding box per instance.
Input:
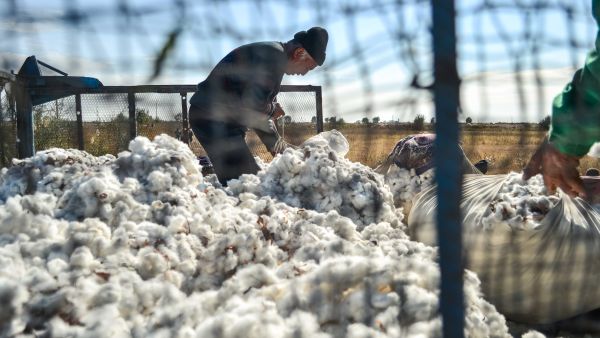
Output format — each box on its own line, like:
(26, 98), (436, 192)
(249, 123), (600, 175)
(5, 121), (599, 175)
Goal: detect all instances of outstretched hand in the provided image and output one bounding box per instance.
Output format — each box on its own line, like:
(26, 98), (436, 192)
(522, 137), (587, 199)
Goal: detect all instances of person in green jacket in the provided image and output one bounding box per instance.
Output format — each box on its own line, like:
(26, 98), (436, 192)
(523, 1), (600, 198)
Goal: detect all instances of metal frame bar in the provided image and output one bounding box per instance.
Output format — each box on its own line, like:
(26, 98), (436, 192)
(315, 86), (323, 133)
(432, 1), (464, 337)
(75, 94), (84, 150)
(28, 84), (321, 95)
(128, 92), (136, 139)
(180, 92), (189, 144)
(13, 84), (322, 158)
(37, 59), (69, 76)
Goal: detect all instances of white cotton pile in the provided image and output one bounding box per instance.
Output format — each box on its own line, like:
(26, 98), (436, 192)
(228, 130), (402, 230)
(479, 173), (560, 231)
(0, 133), (519, 337)
(382, 165), (434, 216)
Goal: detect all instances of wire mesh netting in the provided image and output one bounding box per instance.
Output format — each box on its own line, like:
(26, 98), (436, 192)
(32, 96), (78, 151)
(17, 88), (321, 160)
(81, 93), (131, 155)
(2, 1), (600, 337)
(134, 93), (183, 142)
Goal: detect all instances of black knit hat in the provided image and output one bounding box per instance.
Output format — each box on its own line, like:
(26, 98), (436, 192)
(293, 27), (328, 66)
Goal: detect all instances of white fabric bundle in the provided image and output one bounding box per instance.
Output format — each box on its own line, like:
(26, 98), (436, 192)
(409, 172), (600, 324)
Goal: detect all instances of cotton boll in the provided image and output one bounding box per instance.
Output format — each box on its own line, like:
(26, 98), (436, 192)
(80, 304), (130, 338)
(166, 214), (190, 234)
(47, 257), (69, 276)
(24, 266), (59, 293)
(46, 315), (86, 337)
(0, 195), (64, 241)
(301, 130), (349, 157)
(345, 324), (388, 338)
(405, 320), (442, 338)
(148, 170), (174, 192)
(283, 310), (331, 338)
(325, 212), (360, 241)
(401, 284), (438, 322)
(115, 135), (202, 190)
(19, 192), (57, 216)
(0, 148), (115, 201)
(383, 166), (434, 216)
(27, 288), (79, 330)
(160, 270), (184, 288)
(70, 246), (97, 270)
(56, 171), (131, 222)
(480, 173), (560, 231)
(136, 247), (169, 280)
(521, 331), (546, 338)
(134, 221), (170, 245)
(222, 264), (279, 296)
(90, 283), (121, 307)
(0, 278), (29, 336)
(66, 219), (112, 257)
(0, 246), (28, 281)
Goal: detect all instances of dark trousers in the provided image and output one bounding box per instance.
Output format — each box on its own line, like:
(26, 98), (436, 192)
(190, 116), (260, 186)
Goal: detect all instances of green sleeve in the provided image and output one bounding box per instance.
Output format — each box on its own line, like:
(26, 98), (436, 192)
(549, 0), (600, 157)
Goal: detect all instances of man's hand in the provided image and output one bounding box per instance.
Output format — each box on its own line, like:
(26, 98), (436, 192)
(272, 102), (285, 120)
(522, 137), (587, 199)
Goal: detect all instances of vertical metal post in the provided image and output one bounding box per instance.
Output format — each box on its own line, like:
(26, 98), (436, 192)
(432, 1), (464, 338)
(75, 94), (84, 150)
(128, 92), (136, 139)
(15, 80), (34, 158)
(315, 86), (323, 133)
(0, 90), (5, 167)
(180, 92), (189, 144)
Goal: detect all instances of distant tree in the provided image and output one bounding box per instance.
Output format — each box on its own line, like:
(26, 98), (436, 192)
(412, 114), (425, 130)
(372, 116), (380, 124)
(113, 112), (128, 123)
(466, 116), (473, 124)
(329, 116), (337, 124)
(538, 115), (551, 130)
(361, 117), (369, 124)
(311, 116), (317, 124)
(136, 109), (153, 124)
(324, 117), (330, 123)
(430, 117), (435, 124)
(283, 115), (292, 124)
(337, 117), (345, 126)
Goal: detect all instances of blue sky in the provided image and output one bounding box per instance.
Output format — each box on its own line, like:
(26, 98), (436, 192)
(0, 0), (596, 123)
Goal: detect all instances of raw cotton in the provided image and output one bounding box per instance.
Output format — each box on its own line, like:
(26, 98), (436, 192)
(0, 133), (516, 337)
(381, 165), (434, 217)
(480, 173), (560, 231)
(228, 130), (403, 230)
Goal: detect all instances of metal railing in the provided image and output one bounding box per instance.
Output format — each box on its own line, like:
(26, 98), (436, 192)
(0, 83), (322, 166)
